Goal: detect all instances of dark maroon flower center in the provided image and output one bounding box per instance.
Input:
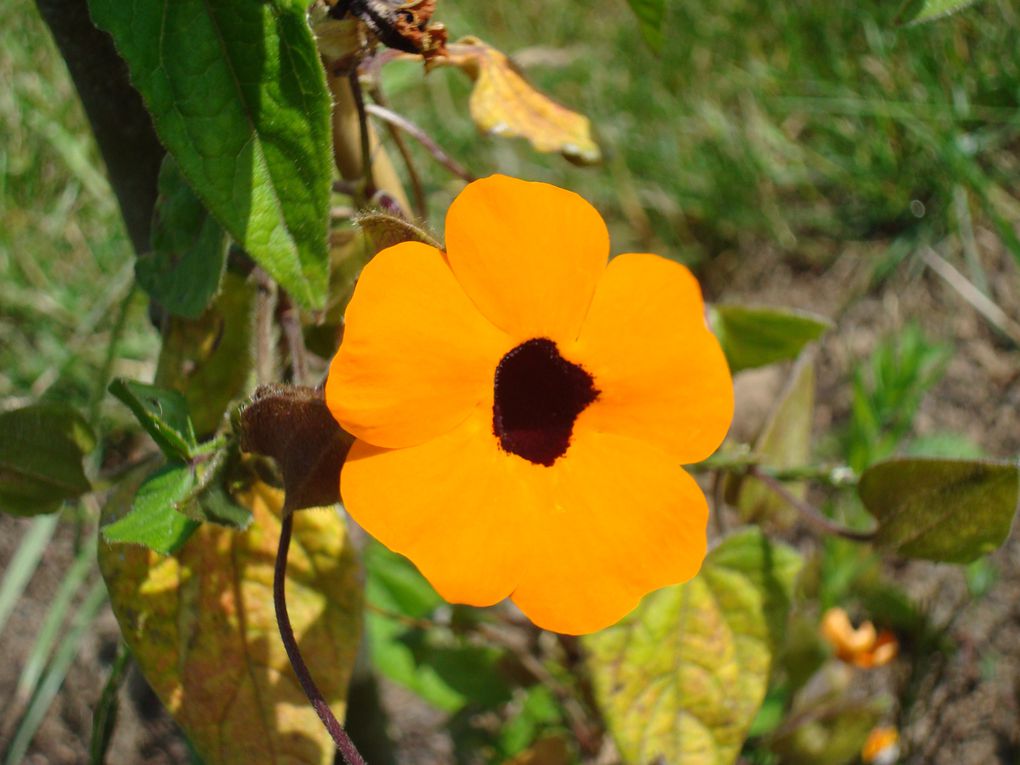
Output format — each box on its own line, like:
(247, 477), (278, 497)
(492, 338), (599, 467)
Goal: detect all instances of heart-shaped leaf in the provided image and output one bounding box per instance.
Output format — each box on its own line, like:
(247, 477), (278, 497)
(0, 404), (95, 517)
(98, 480), (363, 765)
(583, 528), (802, 765)
(89, 0), (332, 308)
(859, 457), (1019, 563)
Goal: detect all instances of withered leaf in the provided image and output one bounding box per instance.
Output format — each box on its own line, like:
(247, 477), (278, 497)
(99, 480), (362, 765)
(436, 38), (601, 165)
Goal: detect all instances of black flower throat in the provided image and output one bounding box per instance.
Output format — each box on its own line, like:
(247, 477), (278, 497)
(492, 338), (599, 467)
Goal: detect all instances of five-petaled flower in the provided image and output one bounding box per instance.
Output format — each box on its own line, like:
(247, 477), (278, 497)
(326, 175), (734, 634)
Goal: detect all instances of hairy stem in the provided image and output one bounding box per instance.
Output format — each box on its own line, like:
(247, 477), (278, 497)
(274, 511), (367, 765)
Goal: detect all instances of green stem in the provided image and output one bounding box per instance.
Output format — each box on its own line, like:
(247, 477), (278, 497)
(89, 642), (131, 765)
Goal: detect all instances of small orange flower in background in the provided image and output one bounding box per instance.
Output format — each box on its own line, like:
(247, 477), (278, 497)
(820, 607), (899, 668)
(326, 175), (734, 635)
(861, 726), (900, 765)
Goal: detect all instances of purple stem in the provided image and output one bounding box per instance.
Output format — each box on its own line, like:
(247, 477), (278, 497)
(274, 511), (368, 765)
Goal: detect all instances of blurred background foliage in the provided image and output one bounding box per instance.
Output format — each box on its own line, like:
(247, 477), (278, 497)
(4, 0), (1020, 413)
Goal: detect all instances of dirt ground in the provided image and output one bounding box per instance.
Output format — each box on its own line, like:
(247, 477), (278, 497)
(2, 225), (1019, 764)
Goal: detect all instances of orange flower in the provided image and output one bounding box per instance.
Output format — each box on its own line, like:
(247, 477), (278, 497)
(820, 608), (898, 668)
(326, 175), (733, 634)
(861, 727), (900, 765)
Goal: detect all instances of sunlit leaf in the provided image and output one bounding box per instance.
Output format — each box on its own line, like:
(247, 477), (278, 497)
(102, 463), (199, 554)
(625, 0), (665, 52)
(502, 736), (571, 765)
(436, 38), (601, 165)
(98, 480), (362, 765)
(909, 0), (982, 24)
(0, 404), (95, 517)
(137, 155), (228, 319)
(156, 272), (255, 437)
(859, 457), (1019, 563)
(88, 0), (332, 308)
(711, 304), (831, 373)
(735, 355), (815, 527)
(109, 378), (197, 461)
(583, 528), (802, 765)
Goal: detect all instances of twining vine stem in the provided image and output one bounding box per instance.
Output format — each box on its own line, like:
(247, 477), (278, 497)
(749, 466), (876, 542)
(274, 511), (368, 765)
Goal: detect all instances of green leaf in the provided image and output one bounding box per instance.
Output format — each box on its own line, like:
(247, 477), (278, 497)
(88, 0), (332, 308)
(583, 528), (802, 765)
(735, 354), (815, 527)
(711, 304), (831, 374)
(859, 457), (1019, 563)
(625, 0), (666, 53)
(98, 480), (363, 765)
(363, 543), (469, 711)
(109, 378), (197, 461)
(909, 0), (982, 24)
(102, 463), (200, 554)
(365, 541), (443, 618)
(0, 404), (95, 517)
(179, 445), (254, 530)
(137, 156), (228, 319)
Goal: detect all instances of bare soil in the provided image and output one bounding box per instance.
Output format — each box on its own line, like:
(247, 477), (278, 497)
(2, 225), (1019, 764)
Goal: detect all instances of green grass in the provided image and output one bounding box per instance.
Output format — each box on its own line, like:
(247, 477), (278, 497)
(0, 0), (155, 415)
(381, 0), (1020, 265)
(4, 0), (1018, 411)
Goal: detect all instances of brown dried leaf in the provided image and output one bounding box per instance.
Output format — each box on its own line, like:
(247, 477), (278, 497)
(99, 480), (362, 765)
(438, 38), (601, 165)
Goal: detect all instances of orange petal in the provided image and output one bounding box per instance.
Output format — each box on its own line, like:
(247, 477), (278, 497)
(340, 409), (535, 606)
(510, 429), (708, 635)
(569, 252), (734, 464)
(444, 175), (609, 344)
(326, 241), (510, 449)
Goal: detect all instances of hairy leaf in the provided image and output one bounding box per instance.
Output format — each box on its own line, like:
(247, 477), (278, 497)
(626, 0), (666, 52)
(583, 528), (802, 765)
(437, 38), (601, 165)
(859, 458), (1019, 562)
(88, 0), (332, 308)
(99, 480), (362, 765)
(0, 404), (95, 516)
(711, 305), (831, 373)
(102, 463), (199, 554)
(137, 156), (228, 319)
(109, 379), (197, 461)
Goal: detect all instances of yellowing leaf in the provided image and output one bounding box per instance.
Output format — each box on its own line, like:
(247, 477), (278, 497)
(155, 271), (255, 437)
(98, 481), (362, 765)
(583, 528), (802, 765)
(439, 38), (600, 164)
